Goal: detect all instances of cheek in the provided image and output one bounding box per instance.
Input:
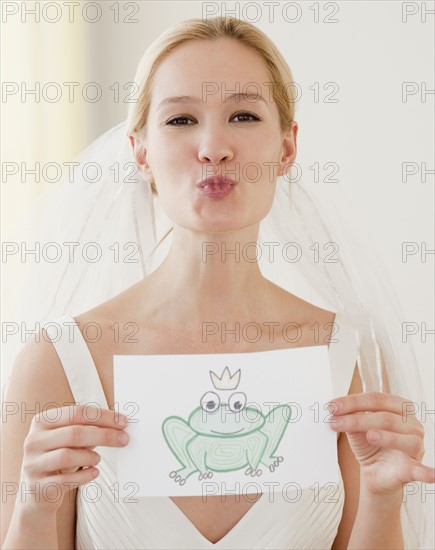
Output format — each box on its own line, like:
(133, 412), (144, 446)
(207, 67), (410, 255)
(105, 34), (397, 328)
(240, 144), (282, 186)
(151, 136), (192, 175)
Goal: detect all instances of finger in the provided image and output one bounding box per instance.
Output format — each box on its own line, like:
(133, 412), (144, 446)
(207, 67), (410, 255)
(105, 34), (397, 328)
(327, 392), (418, 417)
(394, 457), (435, 485)
(28, 448), (101, 475)
(329, 411), (424, 437)
(27, 424), (130, 453)
(365, 430), (424, 460)
(30, 405), (129, 432)
(410, 463), (435, 484)
(19, 468), (100, 512)
(42, 466), (100, 490)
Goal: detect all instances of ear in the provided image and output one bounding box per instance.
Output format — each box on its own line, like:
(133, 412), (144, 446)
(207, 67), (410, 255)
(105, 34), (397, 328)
(277, 120), (298, 178)
(129, 134), (153, 182)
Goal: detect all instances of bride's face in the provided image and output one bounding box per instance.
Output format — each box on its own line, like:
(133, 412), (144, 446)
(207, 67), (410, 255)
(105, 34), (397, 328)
(133, 37), (297, 233)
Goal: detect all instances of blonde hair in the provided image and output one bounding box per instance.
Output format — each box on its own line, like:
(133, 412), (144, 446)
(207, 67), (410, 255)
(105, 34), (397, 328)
(127, 16), (297, 194)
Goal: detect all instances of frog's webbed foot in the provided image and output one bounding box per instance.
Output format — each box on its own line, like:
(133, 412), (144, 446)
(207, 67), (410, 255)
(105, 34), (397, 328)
(169, 466), (198, 485)
(169, 470), (187, 486)
(264, 455), (284, 472)
(244, 466), (263, 477)
(198, 471), (214, 481)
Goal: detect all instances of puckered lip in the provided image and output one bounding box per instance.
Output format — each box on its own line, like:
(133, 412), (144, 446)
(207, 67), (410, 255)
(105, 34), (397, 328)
(197, 176), (237, 187)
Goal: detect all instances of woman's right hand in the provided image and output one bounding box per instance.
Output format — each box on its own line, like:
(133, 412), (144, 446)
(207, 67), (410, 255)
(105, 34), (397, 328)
(17, 404), (130, 516)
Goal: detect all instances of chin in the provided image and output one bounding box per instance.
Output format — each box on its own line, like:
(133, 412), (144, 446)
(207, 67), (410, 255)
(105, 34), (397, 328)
(169, 201), (267, 233)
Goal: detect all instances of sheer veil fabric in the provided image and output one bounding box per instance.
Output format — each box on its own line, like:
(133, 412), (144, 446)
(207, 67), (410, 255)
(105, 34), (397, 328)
(3, 119), (432, 548)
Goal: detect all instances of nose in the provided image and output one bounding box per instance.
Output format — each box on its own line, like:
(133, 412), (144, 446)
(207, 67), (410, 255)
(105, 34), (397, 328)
(197, 128), (234, 166)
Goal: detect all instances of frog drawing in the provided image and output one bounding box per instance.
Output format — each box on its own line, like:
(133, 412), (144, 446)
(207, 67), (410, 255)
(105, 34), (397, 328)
(162, 366), (292, 485)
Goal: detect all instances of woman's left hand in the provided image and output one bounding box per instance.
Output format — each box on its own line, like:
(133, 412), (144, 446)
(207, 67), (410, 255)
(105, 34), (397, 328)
(327, 392), (435, 496)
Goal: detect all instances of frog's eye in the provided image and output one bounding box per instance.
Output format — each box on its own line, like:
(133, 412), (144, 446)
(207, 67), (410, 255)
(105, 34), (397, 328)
(228, 392), (247, 413)
(200, 391), (220, 413)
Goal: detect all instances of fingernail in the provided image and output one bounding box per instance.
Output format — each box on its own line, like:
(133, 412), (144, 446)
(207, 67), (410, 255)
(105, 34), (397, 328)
(330, 418), (343, 429)
(369, 430), (381, 441)
(327, 401), (340, 413)
(118, 432), (129, 444)
(412, 467), (421, 478)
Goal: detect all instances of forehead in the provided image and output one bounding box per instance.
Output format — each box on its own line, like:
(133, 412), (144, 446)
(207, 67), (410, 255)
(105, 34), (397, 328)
(149, 38), (272, 108)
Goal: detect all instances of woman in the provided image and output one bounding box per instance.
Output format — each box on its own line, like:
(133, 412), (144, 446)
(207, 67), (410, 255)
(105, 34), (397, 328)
(2, 16), (434, 549)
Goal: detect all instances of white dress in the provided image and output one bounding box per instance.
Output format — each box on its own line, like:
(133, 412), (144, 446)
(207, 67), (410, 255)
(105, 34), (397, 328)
(46, 311), (357, 549)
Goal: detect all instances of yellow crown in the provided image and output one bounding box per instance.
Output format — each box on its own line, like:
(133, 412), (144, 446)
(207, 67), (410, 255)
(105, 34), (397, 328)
(210, 366), (241, 390)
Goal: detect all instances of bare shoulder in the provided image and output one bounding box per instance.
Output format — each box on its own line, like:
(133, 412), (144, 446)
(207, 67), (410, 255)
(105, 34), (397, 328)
(71, 299), (136, 353)
(4, 326), (80, 421)
(1, 329), (78, 548)
(265, 281), (337, 342)
(72, 282), (143, 332)
(267, 280), (336, 320)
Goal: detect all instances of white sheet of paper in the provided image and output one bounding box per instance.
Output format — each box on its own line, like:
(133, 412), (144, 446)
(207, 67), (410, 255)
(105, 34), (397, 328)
(114, 345), (339, 497)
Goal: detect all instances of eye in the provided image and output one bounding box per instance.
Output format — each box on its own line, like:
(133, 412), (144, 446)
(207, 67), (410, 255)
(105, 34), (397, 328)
(165, 111), (261, 127)
(228, 392), (247, 413)
(231, 111), (261, 123)
(166, 115), (195, 126)
(200, 391), (220, 413)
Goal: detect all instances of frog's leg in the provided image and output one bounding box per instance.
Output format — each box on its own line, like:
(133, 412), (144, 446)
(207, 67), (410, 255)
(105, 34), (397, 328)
(186, 437), (214, 480)
(244, 431), (268, 477)
(162, 416), (200, 485)
(259, 404), (292, 472)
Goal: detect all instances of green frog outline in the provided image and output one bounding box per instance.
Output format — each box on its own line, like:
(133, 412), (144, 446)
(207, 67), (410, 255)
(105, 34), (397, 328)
(162, 366), (292, 485)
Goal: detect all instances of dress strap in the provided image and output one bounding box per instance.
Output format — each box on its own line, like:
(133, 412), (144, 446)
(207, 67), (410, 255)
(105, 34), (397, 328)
(328, 311), (358, 397)
(45, 315), (109, 410)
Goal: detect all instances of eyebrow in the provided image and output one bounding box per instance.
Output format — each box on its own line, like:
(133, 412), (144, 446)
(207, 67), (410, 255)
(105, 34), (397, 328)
(157, 92), (268, 111)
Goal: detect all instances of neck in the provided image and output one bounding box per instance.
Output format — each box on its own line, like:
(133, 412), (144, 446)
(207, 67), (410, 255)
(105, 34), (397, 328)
(145, 223), (269, 326)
